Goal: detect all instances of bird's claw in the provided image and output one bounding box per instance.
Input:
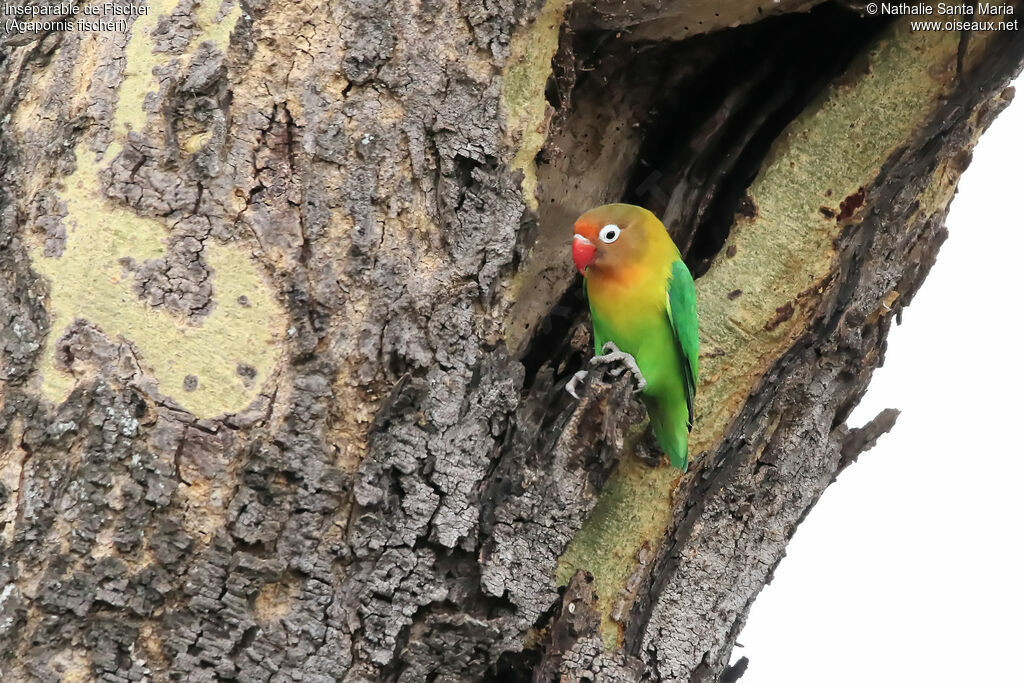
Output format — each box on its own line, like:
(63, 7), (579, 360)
(590, 342), (647, 394)
(565, 369), (590, 400)
(566, 342), (647, 399)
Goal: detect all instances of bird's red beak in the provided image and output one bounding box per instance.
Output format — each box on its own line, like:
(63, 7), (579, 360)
(573, 234), (596, 275)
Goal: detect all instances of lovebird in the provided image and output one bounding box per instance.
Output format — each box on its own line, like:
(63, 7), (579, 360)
(569, 204), (698, 470)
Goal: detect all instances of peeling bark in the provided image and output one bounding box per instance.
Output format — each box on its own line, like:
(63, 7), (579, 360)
(0, 1), (1021, 681)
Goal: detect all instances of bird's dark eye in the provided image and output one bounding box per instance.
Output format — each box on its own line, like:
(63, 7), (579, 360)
(599, 224), (621, 244)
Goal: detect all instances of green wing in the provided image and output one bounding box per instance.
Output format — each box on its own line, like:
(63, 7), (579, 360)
(666, 260), (699, 430)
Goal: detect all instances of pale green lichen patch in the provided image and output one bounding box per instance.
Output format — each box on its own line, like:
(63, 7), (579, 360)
(108, 0), (181, 145)
(502, 0), (570, 209)
(557, 11), (988, 648)
(193, 0), (243, 50)
(32, 147), (284, 419)
(108, 0), (241, 160)
(29, 0), (281, 419)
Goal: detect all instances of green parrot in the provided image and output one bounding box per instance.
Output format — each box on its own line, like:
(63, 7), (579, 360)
(567, 203), (698, 470)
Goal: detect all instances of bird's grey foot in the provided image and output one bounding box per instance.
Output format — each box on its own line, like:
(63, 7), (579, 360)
(565, 369), (590, 400)
(590, 341), (647, 394)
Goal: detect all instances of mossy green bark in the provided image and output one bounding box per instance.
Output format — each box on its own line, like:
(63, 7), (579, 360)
(502, 0), (572, 211)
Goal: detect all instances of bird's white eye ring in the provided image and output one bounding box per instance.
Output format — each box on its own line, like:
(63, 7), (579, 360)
(599, 224), (621, 244)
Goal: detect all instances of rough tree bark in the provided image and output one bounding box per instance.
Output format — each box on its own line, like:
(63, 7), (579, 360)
(0, 0), (1021, 680)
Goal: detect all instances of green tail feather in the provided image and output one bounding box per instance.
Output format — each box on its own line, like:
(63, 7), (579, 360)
(646, 398), (689, 471)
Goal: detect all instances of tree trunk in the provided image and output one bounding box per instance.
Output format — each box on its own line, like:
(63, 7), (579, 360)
(0, 0), (1021, 680)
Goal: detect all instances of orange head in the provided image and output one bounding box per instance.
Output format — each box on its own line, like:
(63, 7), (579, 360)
(572, 203), (661, 277)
